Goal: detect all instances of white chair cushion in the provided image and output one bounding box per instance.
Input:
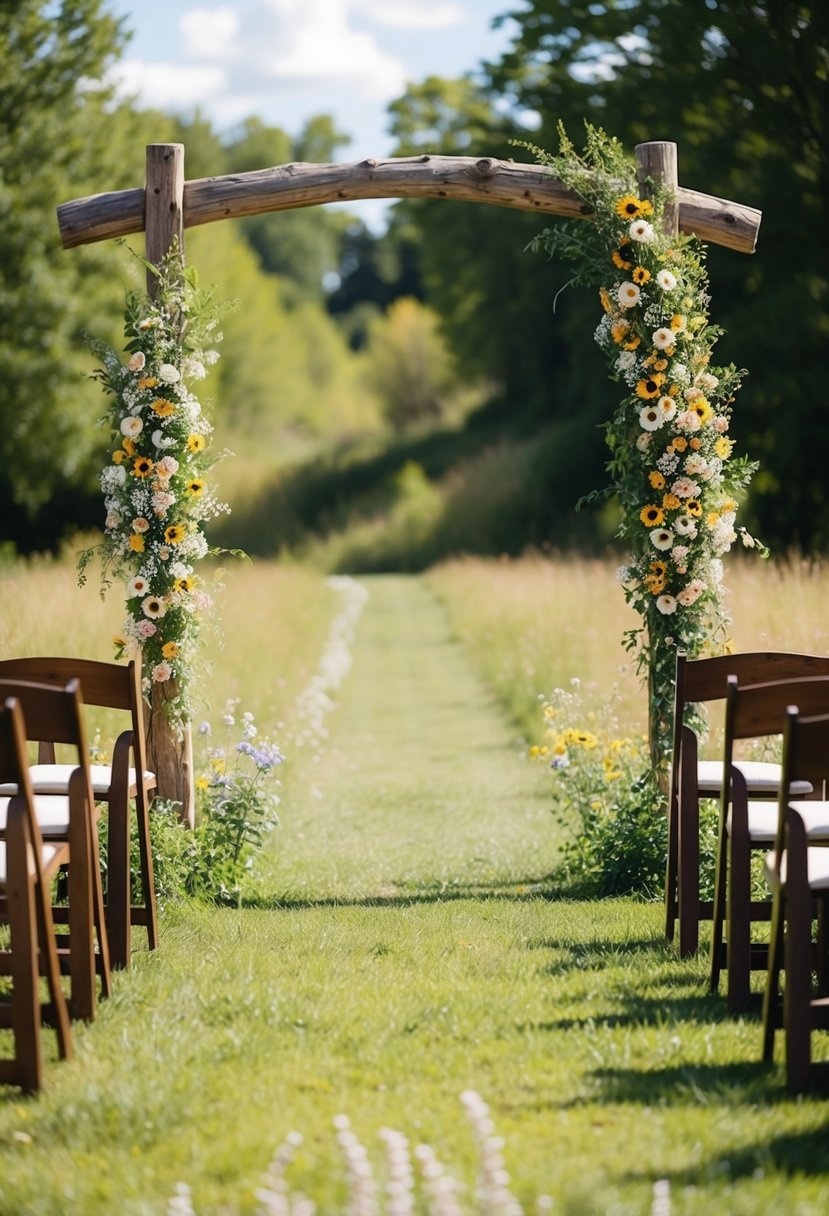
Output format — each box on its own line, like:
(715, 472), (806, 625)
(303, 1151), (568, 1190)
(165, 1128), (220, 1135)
(0, 794), (71, 836)
(765, 846), (829, 891)
(695, 758), (812, 797)
(0, 840), (63, 884)
(0, 763), (154, 798)
(730, 799), (829, 844)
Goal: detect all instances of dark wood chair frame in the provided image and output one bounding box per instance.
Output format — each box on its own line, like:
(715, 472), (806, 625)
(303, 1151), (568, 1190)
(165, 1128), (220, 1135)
(0, 677), (111, 1019)
(0, 697), (73, 1092)
(665, 651), (829, 958)
(0, 657), (158, 970)
(710, 674), (829, 1011)
(762, 708), (829, 1095)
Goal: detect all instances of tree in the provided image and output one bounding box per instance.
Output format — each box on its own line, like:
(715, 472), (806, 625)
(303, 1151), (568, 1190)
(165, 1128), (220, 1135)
(0, 1), (140, 549)
(364, 298), (458, 432)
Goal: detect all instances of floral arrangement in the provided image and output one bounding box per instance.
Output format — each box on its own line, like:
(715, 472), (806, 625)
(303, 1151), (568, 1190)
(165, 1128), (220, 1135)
(531, 679), (665, 897)
(79, 243), (231, 727)
(522, 125), (764, 763)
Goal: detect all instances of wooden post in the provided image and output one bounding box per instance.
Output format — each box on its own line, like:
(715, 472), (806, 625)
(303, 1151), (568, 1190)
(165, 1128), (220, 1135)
(143, 143), (195, 827)
(636, 142), (679, 783)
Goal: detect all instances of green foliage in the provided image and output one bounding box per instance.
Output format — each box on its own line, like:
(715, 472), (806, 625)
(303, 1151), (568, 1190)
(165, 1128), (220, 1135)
(363, 298), (459, 432)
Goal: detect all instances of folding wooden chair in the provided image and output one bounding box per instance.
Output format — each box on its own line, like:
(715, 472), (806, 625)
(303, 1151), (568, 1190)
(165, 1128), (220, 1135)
(0, 697), (73, 1092)
(665, 651), (829, 957)
(0, 658), (157, 969)
(0, 678), (110, 1019)
(762, 708), (829, 1094)
(710, 675), (829, 1011)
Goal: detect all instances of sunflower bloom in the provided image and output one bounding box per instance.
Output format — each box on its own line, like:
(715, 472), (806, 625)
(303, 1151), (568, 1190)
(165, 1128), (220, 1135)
(164, 523), (186, 545)
(636, 375), (664, 400)
(186, 434), (206, 453)
(640, 505), (665, 527)
(686, 499), (703, 518)
(648, 471), (666, 490)
(632, 266), (651, 285)
(615, 195), (653, 219)
(185, 478), (205, 497)
(132, 456), (153, 478)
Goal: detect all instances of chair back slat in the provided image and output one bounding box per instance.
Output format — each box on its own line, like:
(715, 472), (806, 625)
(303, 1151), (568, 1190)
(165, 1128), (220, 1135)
(727, 675), (829, 741)
(0, 678), (89, 753)
(0, 658), (133, 712)
(783, 710), (829, 792)
(680, 651), (829, 705)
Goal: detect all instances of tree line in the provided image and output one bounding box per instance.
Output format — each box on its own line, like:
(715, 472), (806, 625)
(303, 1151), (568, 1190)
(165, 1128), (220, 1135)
(2, 0), (827, 555)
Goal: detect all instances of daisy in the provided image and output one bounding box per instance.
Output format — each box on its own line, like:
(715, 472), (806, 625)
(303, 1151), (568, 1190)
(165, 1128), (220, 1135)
(674, 515), (698, 537)
(650, 528), (674, 551)
(617, 282), (641, 309)
(656, 594), (678, 615)
(639, 405), (663, 431)
(652, 328), (675, 351)
(629, 219), (655, 242)
(656, 269), (677, 290)
(142, 595), (166, 619)
(126, 576), (148, 598)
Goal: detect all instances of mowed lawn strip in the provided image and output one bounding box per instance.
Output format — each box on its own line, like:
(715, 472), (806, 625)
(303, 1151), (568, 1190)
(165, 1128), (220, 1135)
(1, 570), (829, 1214)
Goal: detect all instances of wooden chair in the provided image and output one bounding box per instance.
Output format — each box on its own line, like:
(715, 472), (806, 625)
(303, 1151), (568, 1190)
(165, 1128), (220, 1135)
(762, 708), (829, 1094)
(0, 696), (73, 1092)
(0, 678), (110, 1019)
(665, 651), (829, 957)
(0, 657), (157, 969)
(710, 675), (829, 1011)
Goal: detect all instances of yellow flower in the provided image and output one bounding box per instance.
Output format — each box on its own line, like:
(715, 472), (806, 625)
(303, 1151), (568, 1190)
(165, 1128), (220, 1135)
(706, 511), (720, 527)
(672, 437), (688, 452)
(714, 436), (735, 459)
(615, 195), (653, 219)
(187, 434), (206, 453)
(648, 471), (665, 490)
(185, 478), (205, 497)
(650, 560), (668, 578)
(692, 399), (713, 425)
(212, 757), (226, 774)
(173, 576), (193, 594)
(623, 335), (641, 351)
(640, 504), (665, 526)
(161, 641), (179, 659)
(599, 286), (612, 313)
(151, 398), (176, 418)
(129, 533), (145, 553)
(662, 493), (681, 511)
(138, 376), (159, 390)
(195, 776), (210, 791)
(112, 450), (126, 464)
(632, 266), (651, 285)
(611, 320), (630, 345)
(164, 523), (186, 545)
(644, 574), (665, 594)
(670, 313), (687, 332)
(686, 499), (703, 517)
(612, 248), (633, 270)
(122, 438), (136, 456)
(689, 437), (702, 450)
(636, 375), (664, 400)
(132, 456), (153, 478)
(652, 358), (668, 372)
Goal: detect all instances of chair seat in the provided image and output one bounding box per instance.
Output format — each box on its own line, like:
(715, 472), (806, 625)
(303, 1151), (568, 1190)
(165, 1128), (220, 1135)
(765, 846), (829, 891)
(0, 794), (72, 836)
(0, 840), (64, 884)
(729, 799), (829, 844)
(0, 763), (155, 798)
(695, 758), (812, 796)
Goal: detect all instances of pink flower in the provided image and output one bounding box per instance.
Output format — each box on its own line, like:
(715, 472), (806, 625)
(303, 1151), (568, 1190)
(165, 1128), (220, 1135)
(138, 620), (157, 638)
(671, 477), (700, 499)
(128, 352), (146, 372)
(151, 661), (172, 683)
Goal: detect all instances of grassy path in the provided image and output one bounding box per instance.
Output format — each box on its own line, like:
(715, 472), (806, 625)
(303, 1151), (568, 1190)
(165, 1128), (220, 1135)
(3, 575), (829, 1214)
(262, 574), (555, 901)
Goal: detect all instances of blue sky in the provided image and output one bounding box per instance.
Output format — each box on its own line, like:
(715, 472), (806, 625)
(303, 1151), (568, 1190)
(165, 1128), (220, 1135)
(108, 0), (521, 159)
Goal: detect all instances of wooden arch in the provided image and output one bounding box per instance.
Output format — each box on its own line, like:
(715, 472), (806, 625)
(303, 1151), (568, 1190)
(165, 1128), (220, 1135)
(57, 142), (762, 814)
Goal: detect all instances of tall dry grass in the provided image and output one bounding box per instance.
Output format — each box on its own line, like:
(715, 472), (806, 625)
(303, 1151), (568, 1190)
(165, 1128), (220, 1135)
(429, 552), (829, 743)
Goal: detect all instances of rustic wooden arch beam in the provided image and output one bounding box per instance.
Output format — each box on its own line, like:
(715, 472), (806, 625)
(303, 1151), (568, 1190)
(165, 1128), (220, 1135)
(57, 153), (761, 255)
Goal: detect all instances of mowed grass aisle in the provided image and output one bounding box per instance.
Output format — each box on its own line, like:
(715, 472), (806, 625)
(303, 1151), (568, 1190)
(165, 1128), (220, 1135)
(3, 568), (829, 1214)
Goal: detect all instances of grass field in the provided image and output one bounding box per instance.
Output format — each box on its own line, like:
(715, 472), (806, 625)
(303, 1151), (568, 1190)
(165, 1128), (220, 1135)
(2, 552), (829, 1214)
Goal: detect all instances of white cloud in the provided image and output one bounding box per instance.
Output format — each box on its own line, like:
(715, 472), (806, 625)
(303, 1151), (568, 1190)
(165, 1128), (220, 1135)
(110, 58), (227, 109)
(355, 0), (465, 29)
(179, 6), (240, 58)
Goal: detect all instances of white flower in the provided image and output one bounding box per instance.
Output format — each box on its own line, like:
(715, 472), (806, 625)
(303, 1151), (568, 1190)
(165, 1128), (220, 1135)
(120, 416), (143, 438)
(138, 316), (159, 330)
(671, 545), (689, 565)
(629, 219), (654, 242)
(683, 455), (707, 476)
(639, 405), (663, 432)
(151, 428), (177, 449)
(617, 282), (641, 309)
(105, 510), (121, 529)
(616, 566), (632, 583)
(674, 515), (698, 537)
(616, 350), (637, 372)
(672, 477), (700, 499)
(170, 561), (192, 579)
(656, 594), (678, 615)
(713, 416), (730, 433)
(652, 328), (675, 350)
(696, 372), (719, 391)
(684, 385), (704, 403)
(658, 395), (677, 421)
(650, 528), (674, 551)
(671, 362), (688, 382)
(636, 432), (652, 451)
(127, 352), (146, 372)
(656, 269), (677, 290)
(182, 357), (206, 380)
(158, 363), (181, 384)
(142, 595), (167, 619)
(156, 456), (179, 479)
(127, 576), (148, 598)
(710, 558), (724, 584)
(101, 465), (127, 490)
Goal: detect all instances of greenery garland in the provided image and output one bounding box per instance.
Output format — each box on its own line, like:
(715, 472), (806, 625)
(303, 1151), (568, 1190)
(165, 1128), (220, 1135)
(79, 244), (233, 728)
(522, 126), (765, 764)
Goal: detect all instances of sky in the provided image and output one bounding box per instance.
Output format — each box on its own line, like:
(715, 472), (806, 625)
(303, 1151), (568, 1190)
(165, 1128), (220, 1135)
(108, 0), (520, 159)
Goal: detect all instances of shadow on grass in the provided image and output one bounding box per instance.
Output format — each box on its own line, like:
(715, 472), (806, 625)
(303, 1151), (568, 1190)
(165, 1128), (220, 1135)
(521, 992), (731, 1034)
(242, 878), (564, 911)
(590, 1060), (779, 1107)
